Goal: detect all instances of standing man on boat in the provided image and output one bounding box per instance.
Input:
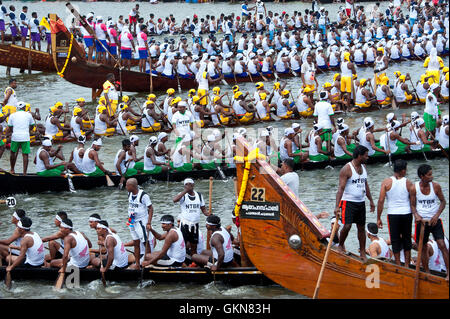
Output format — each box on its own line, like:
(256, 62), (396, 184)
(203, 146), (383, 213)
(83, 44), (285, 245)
(7, 5), (18, 45)
(0, 209), (27, 264)
(173, 178), (210, 259)
(126, 177), (154, 270)
(94, 16), (110, 65)
(376, 159), (413, 266)
(6, 101), (34, 175)
(0, 1), (7, 44)
(409, 164), (448, 281)
(334, 145), (376, 262)
(81, 138), (112, 177)
(102, 73), (118, 116)
(2, 78), (18, 116)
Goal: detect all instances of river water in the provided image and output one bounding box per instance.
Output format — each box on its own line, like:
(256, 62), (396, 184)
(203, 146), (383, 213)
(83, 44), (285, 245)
(0, 1), (448, 300)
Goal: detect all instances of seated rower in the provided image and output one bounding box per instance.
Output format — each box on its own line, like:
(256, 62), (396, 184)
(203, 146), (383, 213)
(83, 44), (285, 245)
(34, 139), (75, 177)
(82, 138), (112, 177)
(4, 217), (45, 272)
(142, 215), (186, 268)
(275, 90), (294, 119)
(48, 218), (94, 270)
(393, 74), (414, 106)
(91, 220), (130, 271)
(42, 212), (68, 265)
(170, 133), (195, 172)
(381, 120), (418, 155)
(212, 95), (234, 126)
(197, 134), (223, 170)
(353, 78), (375, 110)
(192, 215), (237, 270)
(232, 91), (255, 124)
(45, 104), (72, 140)
(436, 115), (449, 150)
(279, 128), (308, 164)
(0, 209), (27, 264)
(357, 117), (390, 157)
(141, 100), (163, 133)
(116, 103), (140, 135)
(376, 76), (394, 107)
(306, 124), (330, 162)
(333, 124), (354, 160)
(441, 70), (449, 101)
(94, 106), (116, 137)
(407, 117), (436, 153)
(115, 139), (138, 186)
(70, 107), (92, 139)
(192, 96), (213, 128)
(127, 135), (144, 173)
(295, 86), (315, 118)
(67, 135), (86, 174)
(142, 136), (170, 174)
(255, 92), (271, 121)
(366, 222), (393, 260)
(416, 74), (431, 103)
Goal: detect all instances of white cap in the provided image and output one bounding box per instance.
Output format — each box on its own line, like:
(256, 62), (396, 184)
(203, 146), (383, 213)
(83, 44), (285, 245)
(232, 133), (240, 141)
(184, 178), (194, 185)
(178, 101), (187, 108)
(411, 111), (419, 120)
(284, 128), (295, 136)
(429, 83), (439, 91)
(93, 138), (103, 146)
(391, 120), (401, 130)
(338, 124), (349, 133)
(364, 117), (374, 129)
(42, 139), (52, 147)
(207, 134), (215, 142)
(443, 115), (449, 125)
(96, 16), (103, 21)
(414, 117), (425, 127)
(158, 132), (168, 141)
(313, 124), (323, 132)
(130, 135), (139, 143)
(291, 123), (300, 130)
(386, 112), (395, 123)
(149, 136), (158, 144)
(260, 130), (269, 137)
(238, 127), (247, 136)
(17, 101), (27, 109)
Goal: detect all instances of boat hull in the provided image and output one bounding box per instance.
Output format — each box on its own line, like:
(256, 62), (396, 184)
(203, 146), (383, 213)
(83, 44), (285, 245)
(0, 43), (55, 72)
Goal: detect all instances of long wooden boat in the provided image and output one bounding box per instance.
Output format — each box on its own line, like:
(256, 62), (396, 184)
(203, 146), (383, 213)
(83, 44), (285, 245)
(233, 137), (448, 299)
(0, 265), (272, 286)
(1, 148), (447, 196)
(0, 43), (55, 73)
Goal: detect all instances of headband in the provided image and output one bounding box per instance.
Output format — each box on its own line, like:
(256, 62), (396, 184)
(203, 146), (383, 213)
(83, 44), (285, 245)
(55, 215), (63, 223)
(366, 225), (378, 237)
(206, 221), (220, 226)
(60, 221), (73, 229)
(89, 217), (101, 222)
(17, 220), (30, 230)
(160, 220), (173, 224)
(12, 212), (20, 220)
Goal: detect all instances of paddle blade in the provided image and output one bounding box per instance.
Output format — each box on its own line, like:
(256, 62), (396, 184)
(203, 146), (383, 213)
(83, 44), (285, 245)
(105, 175), (115, 187)
(55, 272), (65, 290)
(5, 271), (12, 290)
(101, 273), (107, 287)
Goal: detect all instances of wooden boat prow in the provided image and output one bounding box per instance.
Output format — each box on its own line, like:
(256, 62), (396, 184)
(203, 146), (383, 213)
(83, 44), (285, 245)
(234, 138), (449, 299)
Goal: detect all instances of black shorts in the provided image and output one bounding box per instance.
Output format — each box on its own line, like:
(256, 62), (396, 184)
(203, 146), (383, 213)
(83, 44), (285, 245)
(387, 214), (413, 253)
(180, 222), (199, 245)
(414, 219), (445, 245)
(156, 254), (183, 267)
(101, 258), (128, 270)
(17, 261), (43, 269)
(340, 200), (366, 226)
(208, 256), (234, 268)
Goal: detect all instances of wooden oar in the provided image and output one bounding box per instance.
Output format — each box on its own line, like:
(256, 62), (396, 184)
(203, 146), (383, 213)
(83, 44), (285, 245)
(99, 243), (106, 287)
(313, 211), (341, 299)
(105, 174), (115, 187)
(54, 268), (65, 290)
(207, 177), (213, 250)
(140, 229), (151, 287)
(5, 248), (12, 289)
(27, 28), (32, 74)
(413, 220), (427, 299)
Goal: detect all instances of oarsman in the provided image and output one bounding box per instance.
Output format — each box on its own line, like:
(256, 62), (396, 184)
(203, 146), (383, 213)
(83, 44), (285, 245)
(366, 222), (393, 260)
(127, 135), (144, 172)
(192, 215), (236, 270)
(82, 138), (112, 177)
(295, 86), (315, 118)
(115, 139), (137, 186)
(42, 211), (68, 264)
(192, 95), (214, 128)
(426, 237), (449, 274)
(423, 48), (444, 85)
(279, 128), (308, 164)
(68, 135), (86, 174)
(232, 91), (256, 124)
(142, 215), (186, 267)
(340, 51), (357, 110)
(94, 105), (117, 137)
(423, 83), (441, 136)
(118, 26), (136, 70)
(142, 136), (169, 174)
(6, 101), (34, 175)
(274, 90), (294, 119)
(333, 124), (353, 160)
(141, 100), (163, 132)
(353, 78), (375, 110)
(70, 107), (91, 139)
(376, 75), (394, 107)
(94, 16), (110, 64)
(170, 133), (195, 172)
(301, 54), (318, 90)
(407, 117), (436, 153)
(410, 164), (448, 280)
(313, 91), (335, 154)
(173, 178), (210, 258)
(106, 20), (119, 64)
(44, 103), (72, 140)
(253, 129), (276, 163)
(306, 124), (330, 162)
(334, 145), (376, 262)
(126, 177), (154, 270)
(115, 103), (139, 135)
(91, 220), (130, 272)
(49, 218), (93, 271)
(213, 95), (235, 125)
(81, 13), (95, 62)
(0, 209), (27, 264)
(376, 159), (413, 266)
(102, 73), (119, 116)
(279, 159), (300, 198)
(436, 115), (449, 150)
(155, 132), (170, 163)
(374, 47), (390, 86)
(171, 101), (194, 145)
(356, 117), (390, 157)
(5, 216), (45, 272)
(34, 139), (70, 177)
(382, 120), (418, 155)
(393, 74), (414, 106)
(1, 78), (18, 115)
(137, 24), (150, 73)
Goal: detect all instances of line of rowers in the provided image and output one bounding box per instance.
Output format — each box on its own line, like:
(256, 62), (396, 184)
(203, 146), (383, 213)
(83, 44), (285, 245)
(17, 97), (450, 180)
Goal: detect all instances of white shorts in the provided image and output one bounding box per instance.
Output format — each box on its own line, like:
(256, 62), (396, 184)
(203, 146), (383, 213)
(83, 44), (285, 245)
(129, 218), (148, 242)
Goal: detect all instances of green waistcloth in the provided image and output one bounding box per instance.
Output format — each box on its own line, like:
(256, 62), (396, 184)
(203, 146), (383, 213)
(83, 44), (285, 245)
(335, 153), (353, 160)
(84, 166), (105, 177)
(0, 139), (4, 147)
(293, 149), (307, 164)
(309, 153), (329, 162)
(392, 141), (407, 155)
(36, 165), (65, 177)
(424, 112), (438, 132)
(200, 162), (218, 170)
(321, 129), (332, 142)
(124, 168), (138, 177)
(142, 166), (163, 174)
(170, 162), (193, 172)
(410, 144), (432, 153)
(10, 141), (31, 154)
(133, 162), (144, 171)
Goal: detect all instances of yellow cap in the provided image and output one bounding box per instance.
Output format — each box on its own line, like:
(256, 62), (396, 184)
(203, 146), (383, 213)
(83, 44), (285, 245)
(333, 73), (340, 81)
(343, 52), (351, 61)
(232, 85), (240, 92)
(377, 47), (384, 53)
(303, 87), (313, 93)
(273, 82), (280, 89)
(98, 106), (107, 113)
(255, 82), (264, 89)
(212, 87), (220, 94)
(147, 93), (156, 100)
(171, 97), (181, 105)
(399, 75), (406, 82)
(323, 82), (332, 88)
(359, 78), (366, 86)
(188, 89), (196, 96)
(50, 106), (59, 114)
(145, 100), (154, 105)
(259, 92), (267, 100)
(119, 103), (128, 110)
(394, 71), (401, 78)
(381, 76), (389, 85)
(213, 95), (221, 103)
(76, 97), (85, 103)
(73, 107), (82, 116)
(193, 96), (200, 103)
(167, 88), (175, 95)
(54, 101), (63, 108)
(25, 103), (31, 112)
(122, 95), (129, 102)
(446, 72), (449, 81)
(443, 67), (449, 73)
(281, 90), (290, 96)
(234, 91), (243, 99)
(352, 74), (358, 80)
